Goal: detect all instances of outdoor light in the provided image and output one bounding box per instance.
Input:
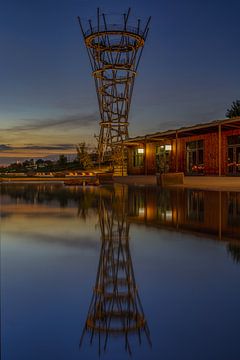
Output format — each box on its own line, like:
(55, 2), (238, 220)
(165, 144), (172, 151)
(137, 148), (144, 154)
(165, 210), (173, 221)
(138, 208), (145, 215)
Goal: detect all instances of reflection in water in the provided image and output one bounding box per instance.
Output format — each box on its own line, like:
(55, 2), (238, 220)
(80, 187), (151, 355)
(128, 188), (240, 241)
(1, 183), (239, 264)
(227, 243), (240, 263)
(128, 187), (240, 264)
(2, 184), (240, 360)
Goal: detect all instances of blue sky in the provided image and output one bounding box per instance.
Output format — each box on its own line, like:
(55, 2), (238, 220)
(0, 0), (239, 162)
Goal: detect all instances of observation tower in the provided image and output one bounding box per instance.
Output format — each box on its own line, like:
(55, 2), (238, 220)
(77, 9), (151, 164)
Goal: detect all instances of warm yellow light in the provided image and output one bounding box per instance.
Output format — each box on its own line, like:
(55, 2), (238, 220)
(165, 144), (172, 151)
(138, 207), (145, 215)
(165, 210), (172, 220)
(137, 148), (144, 154)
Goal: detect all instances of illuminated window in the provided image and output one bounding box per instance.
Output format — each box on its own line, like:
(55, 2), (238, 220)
(156, 144), (171, 173)
(133, 148), (144, 167)
(165, 144), (172, 151)
(186, 140), (204, 174)
(227, 135), (240, 175)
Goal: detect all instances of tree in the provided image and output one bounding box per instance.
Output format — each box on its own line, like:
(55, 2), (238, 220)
(110, 146), (125, 166)
(76, 143), (93, 170)
(22, 159), (34, 168)
(58, 154), (68, 166)
(36, 159), (45, 168)
(226, 99), (240, 118)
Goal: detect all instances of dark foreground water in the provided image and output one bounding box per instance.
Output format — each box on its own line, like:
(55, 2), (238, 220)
(1, 183), (240, 360)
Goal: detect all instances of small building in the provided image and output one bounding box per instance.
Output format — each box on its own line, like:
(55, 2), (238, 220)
(124, 117), (240, 176)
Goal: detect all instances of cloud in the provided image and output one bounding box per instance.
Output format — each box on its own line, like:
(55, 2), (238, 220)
(4, 112), (98, 133)
(23, 144), (75, 150)
(0, 144), (13, 150)
(4, 229), (99, 250)
(27, 232), (99, 250)
(0, 143), (75, 152)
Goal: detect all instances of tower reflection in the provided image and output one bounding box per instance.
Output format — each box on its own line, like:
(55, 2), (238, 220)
(80, 186), (151, 355)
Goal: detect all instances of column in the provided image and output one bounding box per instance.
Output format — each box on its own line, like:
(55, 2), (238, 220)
(218, 124), (221, 176)
(176, 131), (178, 172)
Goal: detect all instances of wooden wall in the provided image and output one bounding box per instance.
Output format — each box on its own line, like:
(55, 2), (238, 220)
(127, 128), (240, 176)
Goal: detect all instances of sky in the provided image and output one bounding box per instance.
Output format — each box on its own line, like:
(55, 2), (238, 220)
(0, 0), (239, 164)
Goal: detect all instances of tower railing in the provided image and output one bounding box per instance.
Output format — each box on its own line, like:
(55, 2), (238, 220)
(84, 24), (145, 37)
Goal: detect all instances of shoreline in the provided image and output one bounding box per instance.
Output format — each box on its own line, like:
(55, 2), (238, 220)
(1, 175), (240, 191)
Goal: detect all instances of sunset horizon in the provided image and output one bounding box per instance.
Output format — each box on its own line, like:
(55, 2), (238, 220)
(1, 1), (240, 360)
(1, 0), (239, 164)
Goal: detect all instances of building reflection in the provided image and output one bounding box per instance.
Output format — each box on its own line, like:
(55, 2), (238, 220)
(1, 183), (239, 263)
(128, 187), (240, 263)
(80, 186), (151, 355)
(227, 243), (240, 264)
(128, 187), (240, 241)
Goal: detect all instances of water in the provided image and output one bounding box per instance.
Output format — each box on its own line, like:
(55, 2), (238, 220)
(1, 183), (240, 360)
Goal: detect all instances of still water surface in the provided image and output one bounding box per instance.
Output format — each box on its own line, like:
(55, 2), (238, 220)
(1, 184), (240, 360)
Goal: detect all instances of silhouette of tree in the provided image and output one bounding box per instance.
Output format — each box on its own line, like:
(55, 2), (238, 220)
(58, 154), (67, 165)
(76, 143), (93, 169)
(226, 99), (240, 118)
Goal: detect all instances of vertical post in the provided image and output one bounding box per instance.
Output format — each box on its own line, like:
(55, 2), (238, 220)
(121, 144), (124, 176)
(218, 191), (222, 240)
(218, 124), (221, 176)
(144, 136), (147, 175)
(176, 130), (178, 172)
(97, 8), (99, 29)
(176, 188), (179, 230)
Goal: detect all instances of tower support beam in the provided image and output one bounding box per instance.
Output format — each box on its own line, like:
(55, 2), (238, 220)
(78, 10), (151, 162)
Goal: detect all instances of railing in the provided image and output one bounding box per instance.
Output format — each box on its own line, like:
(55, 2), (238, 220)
(84, 24), (144, 37)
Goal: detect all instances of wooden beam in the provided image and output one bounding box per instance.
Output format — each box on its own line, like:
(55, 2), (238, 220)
(218, 124), (221, 176)
(176, 131), (178, 172)
(222, 123), (240, 129)
(144, 136), (147, 175)
(218, 191), (222, 240)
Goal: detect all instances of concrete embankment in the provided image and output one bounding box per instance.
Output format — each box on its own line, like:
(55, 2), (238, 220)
(1, 175), (240, 191)
(114, 175), (240, 191)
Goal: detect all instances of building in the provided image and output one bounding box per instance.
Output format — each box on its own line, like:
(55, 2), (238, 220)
(124, 117), (240, 176)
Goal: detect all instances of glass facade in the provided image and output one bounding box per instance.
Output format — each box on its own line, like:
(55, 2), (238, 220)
(227, 135), (240, 175)
(186, 140), (204, 174)
(156, 145), (171, 173)
(133, 148), (144, 167)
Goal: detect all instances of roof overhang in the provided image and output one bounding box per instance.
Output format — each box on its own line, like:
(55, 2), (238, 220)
(123, 117), (240, 145)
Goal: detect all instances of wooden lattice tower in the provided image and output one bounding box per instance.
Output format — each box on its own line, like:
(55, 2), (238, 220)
(77, 9), (151, 162)
(80, 186), (151, 355)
